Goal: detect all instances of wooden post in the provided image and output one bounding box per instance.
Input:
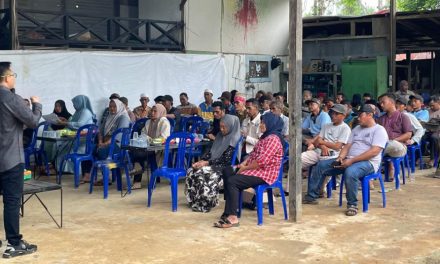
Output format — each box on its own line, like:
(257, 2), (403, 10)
(9, 0), (17, 49)
(288, 0), (302, 222)
(389, 0), (396, 91)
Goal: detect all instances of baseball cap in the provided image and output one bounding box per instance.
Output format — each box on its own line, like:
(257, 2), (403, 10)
(204, 89), (213, 95)
(358, 104), (375, 114)
(109, 93), (120, 100)
(163, 95), (173, 102)
(305, 98), (320, 105)
(218, 91), (231, 101)
(409, 94), (423, 101)
(234, 95), (246, 104)
(396, 96), (409, 105)
(329, 104), (347, 114)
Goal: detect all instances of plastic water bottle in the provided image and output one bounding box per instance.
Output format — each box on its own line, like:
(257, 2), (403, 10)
(133, 132), (138, 139)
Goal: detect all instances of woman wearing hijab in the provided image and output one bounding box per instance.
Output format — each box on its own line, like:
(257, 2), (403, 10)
(185, 115), (241, 212)
(51, 100), (72, 130)
(56, 95), (96, 175)
(131, 104), (171, 188)
(82, 99), (131, 183)
(57, 95), (95, 129)
(214, 112), (284, 228)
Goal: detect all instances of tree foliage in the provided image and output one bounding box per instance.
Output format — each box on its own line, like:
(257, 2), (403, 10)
(337, 0), (374, 16)
(397, 0), (440, 11)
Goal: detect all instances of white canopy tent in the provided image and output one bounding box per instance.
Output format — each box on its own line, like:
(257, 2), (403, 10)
(0, 50), (226, 119)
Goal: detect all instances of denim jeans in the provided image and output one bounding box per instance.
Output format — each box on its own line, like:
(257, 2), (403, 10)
(306, 158), (374, 207)
(0, 163), (24, 245)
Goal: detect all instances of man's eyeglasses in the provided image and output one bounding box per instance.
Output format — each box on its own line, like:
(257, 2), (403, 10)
(1, 73), (17, 78)
(140, 98), (149, 101)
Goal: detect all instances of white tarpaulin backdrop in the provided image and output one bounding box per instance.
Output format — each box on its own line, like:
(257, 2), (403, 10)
(0, 50), (226, 119)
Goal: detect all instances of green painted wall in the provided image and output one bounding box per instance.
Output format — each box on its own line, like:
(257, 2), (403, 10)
(341, 56), (388, 100)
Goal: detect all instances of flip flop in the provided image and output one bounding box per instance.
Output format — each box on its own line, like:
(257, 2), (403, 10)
(213, 219), (239, 228)
(346, 206), (358, 216)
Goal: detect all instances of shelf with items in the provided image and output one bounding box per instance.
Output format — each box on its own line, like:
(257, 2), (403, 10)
(302, 72), (341, 99)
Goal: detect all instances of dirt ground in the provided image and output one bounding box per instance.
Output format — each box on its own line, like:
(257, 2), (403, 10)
(1, 168), (439, 264)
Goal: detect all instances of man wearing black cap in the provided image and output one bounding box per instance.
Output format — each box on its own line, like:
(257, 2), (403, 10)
(304, 104), (388, 217)
(100, 93), (120, 126)
(219, 91), (236, 115)
(409, 94), (429, 122)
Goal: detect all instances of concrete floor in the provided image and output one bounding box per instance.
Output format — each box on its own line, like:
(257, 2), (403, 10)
(1, 168), (440, 264)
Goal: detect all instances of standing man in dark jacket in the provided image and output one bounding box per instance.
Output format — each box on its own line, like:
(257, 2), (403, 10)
(0, 62), (41, 258)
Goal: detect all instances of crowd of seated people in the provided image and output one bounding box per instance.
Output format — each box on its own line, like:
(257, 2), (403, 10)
(31, 79), (440, 228)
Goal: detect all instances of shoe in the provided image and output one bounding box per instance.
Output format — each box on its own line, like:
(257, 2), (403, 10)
(302, 198), (318, 205)
(3, 240), (37, 258)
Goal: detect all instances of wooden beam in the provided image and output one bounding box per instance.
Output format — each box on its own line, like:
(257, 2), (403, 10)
(390, 0), (396, 91)
(288, 0), (303, 223)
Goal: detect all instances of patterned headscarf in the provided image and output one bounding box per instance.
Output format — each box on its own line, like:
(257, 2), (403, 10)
(103, 99), (129, 136)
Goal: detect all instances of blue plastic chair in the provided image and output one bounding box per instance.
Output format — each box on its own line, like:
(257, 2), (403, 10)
(89, 127), (132, 199)
(57, 124), (99, 188)
(181, 116), (203, 132)
(147, 132), (195, 212)
(231, 136), (244, 166)
(338, 148), (387, 212)
(383, 155), (409, 190)
(184, 119), (210, 167)
(167, 117), (176, 132)
(130, 118), (149, 138)
(237, 143), (289, 225)
(24, 122), (50, 176)
(406, 143), (423, 173)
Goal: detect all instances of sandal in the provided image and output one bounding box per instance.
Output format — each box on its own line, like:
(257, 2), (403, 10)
(213, 219), (240, 228)
(346, 206), (358, 216)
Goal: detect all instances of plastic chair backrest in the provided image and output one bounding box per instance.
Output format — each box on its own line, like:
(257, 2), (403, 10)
(182, 116), (204, 132)
(167, 118), (176, 132)
(72, 124), (98, 154)
(231, 136), (244, 165)
(163, 132), (195, 169)
(107, 127), (131, 160)
(275, 141), (290, 183)
(131, 118), (149, 138)
(33, 122), (49, 150)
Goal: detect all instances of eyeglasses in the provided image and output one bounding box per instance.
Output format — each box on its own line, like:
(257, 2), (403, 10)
(1, 73), (17, 78)
(140, 98), (148, 101)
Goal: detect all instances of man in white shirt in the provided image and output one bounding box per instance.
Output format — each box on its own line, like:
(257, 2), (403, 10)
(395, 96), (425, 145)
(302, 104), (351, 170)
(304, 104), (389, 217)
(241, 98), (261, 158)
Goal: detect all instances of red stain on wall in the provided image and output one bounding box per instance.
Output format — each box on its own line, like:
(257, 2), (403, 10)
(234, 0), (258, 40)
